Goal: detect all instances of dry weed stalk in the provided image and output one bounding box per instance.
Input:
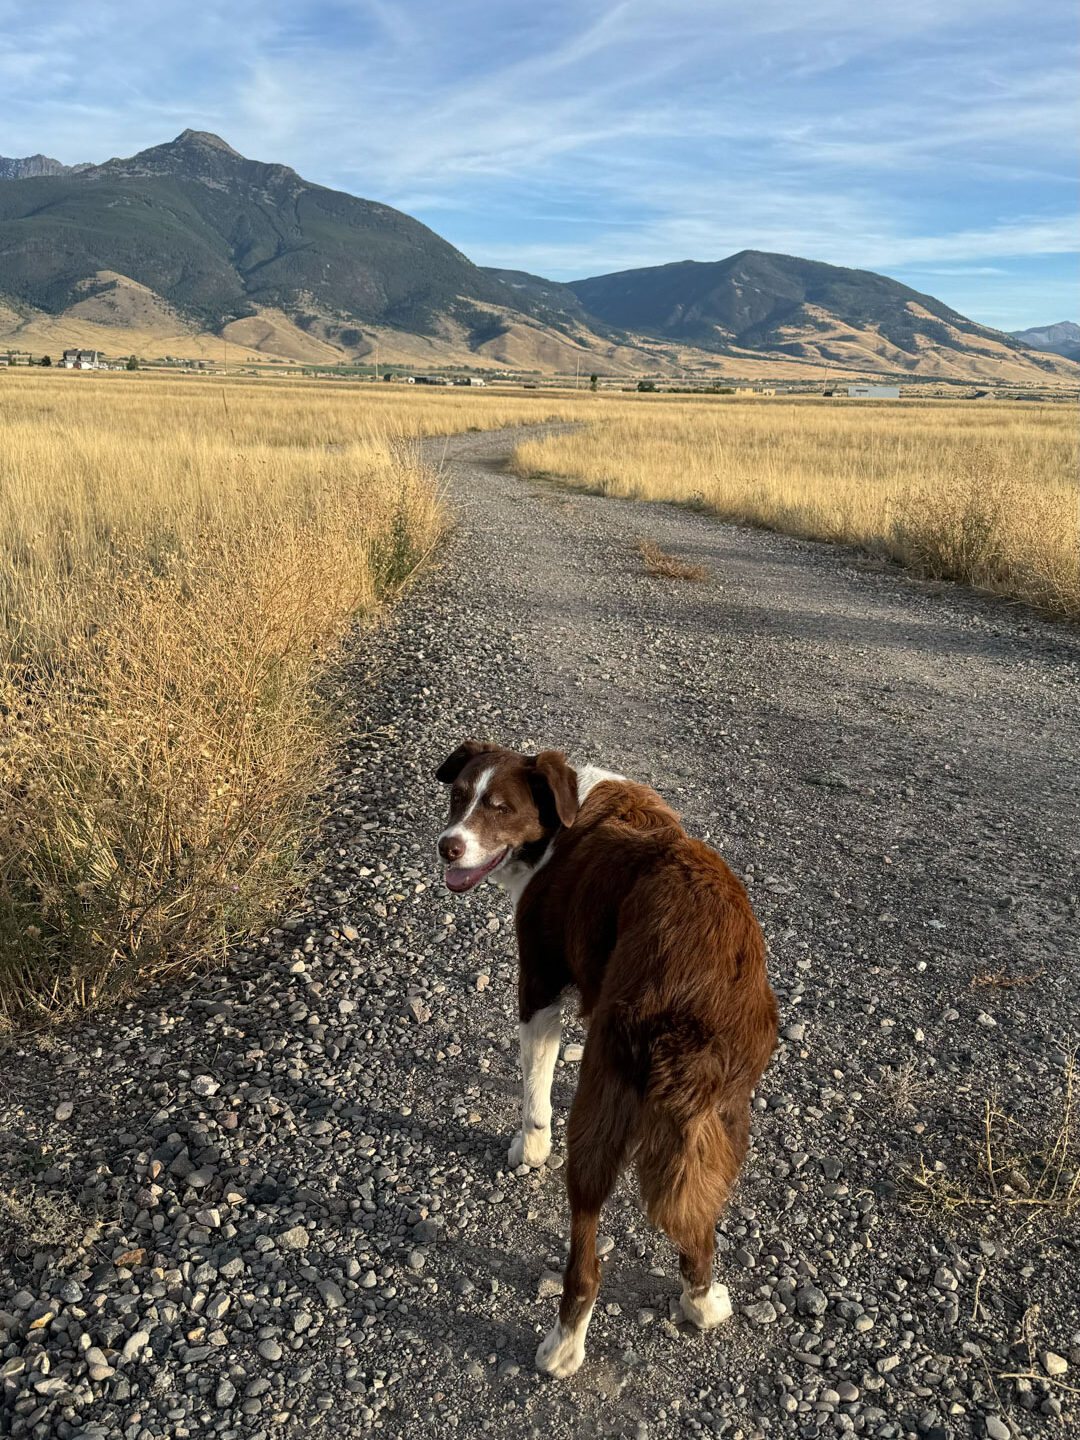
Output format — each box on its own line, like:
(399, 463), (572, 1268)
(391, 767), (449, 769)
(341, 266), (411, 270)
(970, 969), (1045, 991)
(908, 1054), (1079, 1220)
(636, 539), (709, 580)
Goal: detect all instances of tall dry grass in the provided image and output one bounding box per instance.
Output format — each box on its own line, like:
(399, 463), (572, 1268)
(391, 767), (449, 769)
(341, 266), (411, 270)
(512, 399), (1080, 617)
(1, 371), (488, 1028)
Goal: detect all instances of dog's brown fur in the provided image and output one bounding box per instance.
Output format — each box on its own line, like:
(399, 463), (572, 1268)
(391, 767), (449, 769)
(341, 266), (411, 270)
(435, 742), (777, 1361)
(518, 774), (777, 1335)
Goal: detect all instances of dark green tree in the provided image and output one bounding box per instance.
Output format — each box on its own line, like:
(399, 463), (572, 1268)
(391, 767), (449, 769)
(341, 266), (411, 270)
(126, 355), (140, 371)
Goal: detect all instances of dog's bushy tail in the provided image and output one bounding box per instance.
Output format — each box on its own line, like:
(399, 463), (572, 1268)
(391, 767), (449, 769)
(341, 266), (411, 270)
(634, 1019), (745, 1246)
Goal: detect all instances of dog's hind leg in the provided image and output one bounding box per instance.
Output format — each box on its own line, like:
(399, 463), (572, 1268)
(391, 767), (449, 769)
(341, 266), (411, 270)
(676, 1213), (733, 1329)
(536, 1034), (640, 1378)
(638, 1107), (740, 1331)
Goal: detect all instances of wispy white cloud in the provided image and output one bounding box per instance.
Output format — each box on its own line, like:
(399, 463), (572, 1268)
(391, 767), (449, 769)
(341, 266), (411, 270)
(0, 0), (1075, 325)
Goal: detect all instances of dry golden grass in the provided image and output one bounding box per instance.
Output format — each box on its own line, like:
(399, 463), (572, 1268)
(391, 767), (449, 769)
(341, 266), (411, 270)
(0, 371), (599, 1029)
(1, 371), (582, 1028)
(636, 539), (709, 580)
(513, 398), (1080, 617)
(0, 1183), (87, 1259)
(0, 373), (577, 660)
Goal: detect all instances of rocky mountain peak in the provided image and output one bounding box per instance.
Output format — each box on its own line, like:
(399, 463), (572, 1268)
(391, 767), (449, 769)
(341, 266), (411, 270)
(170, 130), (243, 157)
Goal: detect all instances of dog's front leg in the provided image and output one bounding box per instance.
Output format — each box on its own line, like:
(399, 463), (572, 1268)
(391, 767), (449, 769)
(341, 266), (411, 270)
(508, 1002), (562, 1168)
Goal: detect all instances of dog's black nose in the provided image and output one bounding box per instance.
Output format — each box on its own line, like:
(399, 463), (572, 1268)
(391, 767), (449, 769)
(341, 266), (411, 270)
(439, 834), (465, 862)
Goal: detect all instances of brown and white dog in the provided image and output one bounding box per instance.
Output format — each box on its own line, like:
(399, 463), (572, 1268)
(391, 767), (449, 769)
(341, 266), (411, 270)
(435, 741), (777, 1377)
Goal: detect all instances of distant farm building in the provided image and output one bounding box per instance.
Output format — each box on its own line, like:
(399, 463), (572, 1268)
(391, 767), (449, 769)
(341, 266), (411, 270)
(62, 349), (104, 370)
(846, 384), (900, 399)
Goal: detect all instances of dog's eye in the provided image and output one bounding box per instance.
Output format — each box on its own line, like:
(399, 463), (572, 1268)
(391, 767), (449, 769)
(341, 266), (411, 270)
(487, 798), (510, 814)
(450, 787), (465, 806)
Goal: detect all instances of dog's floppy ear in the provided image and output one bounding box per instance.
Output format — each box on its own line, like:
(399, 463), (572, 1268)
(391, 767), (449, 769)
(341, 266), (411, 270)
(532, 751), (579, 828)
(434, 739), (498, 784)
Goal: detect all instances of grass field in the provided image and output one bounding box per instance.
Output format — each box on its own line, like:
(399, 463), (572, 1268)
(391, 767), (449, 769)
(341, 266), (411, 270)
(513, 398), (1080, 618)
(2, 373), (1077, 1029)
(0, 372), (581, 1029)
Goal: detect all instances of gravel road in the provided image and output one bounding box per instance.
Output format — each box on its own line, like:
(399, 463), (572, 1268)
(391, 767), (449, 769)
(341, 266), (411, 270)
(2, 424), (1078, 1440)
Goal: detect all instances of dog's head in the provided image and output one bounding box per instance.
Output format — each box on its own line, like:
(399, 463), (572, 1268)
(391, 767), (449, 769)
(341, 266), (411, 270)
(433, 741), (579, 893)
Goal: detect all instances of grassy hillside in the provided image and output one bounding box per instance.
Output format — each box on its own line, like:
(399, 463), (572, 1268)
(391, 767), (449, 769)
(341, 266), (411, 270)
(481, 267), (623, 339)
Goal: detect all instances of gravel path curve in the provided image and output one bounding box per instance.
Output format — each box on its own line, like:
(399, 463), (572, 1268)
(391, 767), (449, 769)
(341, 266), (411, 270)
(3, 424), (1078, 1440)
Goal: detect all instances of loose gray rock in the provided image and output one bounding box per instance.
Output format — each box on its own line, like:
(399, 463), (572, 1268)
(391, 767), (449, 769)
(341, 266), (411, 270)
(277, 1225), (310, 1251)
(120, 1331), (149, 1363)
(796, 1284), (828, 1317)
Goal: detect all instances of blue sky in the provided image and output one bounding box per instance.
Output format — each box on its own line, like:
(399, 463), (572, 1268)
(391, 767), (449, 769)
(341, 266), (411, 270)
(1, 0), (1076, 330)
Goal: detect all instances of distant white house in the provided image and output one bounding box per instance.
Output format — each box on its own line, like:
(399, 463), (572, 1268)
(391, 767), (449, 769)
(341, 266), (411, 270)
(62, 349), (104, 370)
(847, 384), (900, 399)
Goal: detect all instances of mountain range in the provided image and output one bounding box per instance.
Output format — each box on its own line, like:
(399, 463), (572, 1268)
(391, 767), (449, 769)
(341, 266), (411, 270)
(0, 131), (1075, 383)
(0, 153), (90, 181)
(566, 255), (1074, 378)
(1008, 321), (1080, 363)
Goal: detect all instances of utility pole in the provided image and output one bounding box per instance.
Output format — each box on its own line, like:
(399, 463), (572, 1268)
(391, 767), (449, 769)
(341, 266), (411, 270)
(374, 338), (379, 383)
(575, 355), (580, 390)
(223, 333), (228, 377)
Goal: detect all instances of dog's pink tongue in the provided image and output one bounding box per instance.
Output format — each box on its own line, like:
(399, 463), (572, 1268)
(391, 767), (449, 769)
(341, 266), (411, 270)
(445, 865), (486, 893)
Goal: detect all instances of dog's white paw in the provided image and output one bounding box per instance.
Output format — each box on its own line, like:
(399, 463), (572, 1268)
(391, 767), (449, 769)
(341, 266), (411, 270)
(680, 1282), (732, 1330)
(508, 1127), (551, 1169)
(535, 1318), (586, 1378)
